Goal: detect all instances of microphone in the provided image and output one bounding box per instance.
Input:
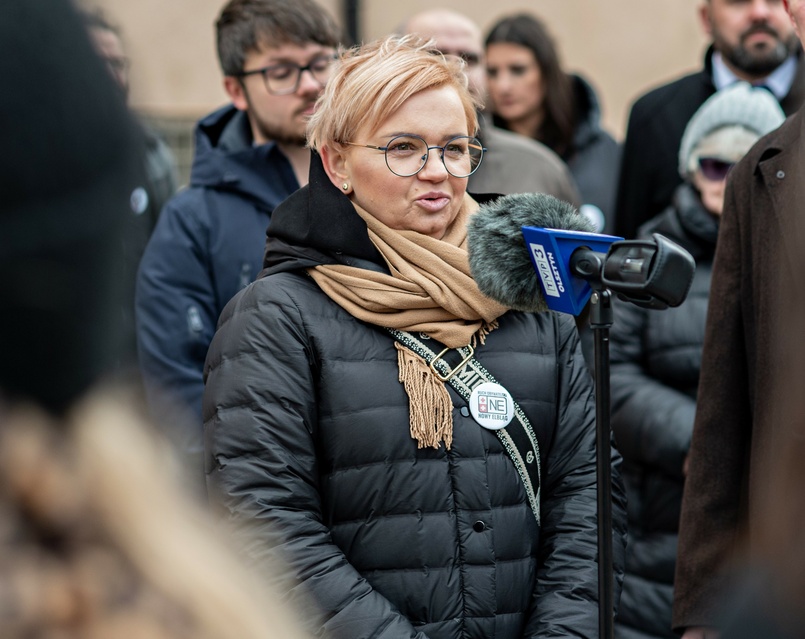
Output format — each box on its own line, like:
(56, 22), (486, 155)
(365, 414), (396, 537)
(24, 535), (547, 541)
(468, 192), (696, 315)
(467, 193), (621, 314)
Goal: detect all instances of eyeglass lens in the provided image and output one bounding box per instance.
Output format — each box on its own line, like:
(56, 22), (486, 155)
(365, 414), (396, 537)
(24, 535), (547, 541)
(384, 135), (484, 178)
(698, 157), (735, 181)
(264, 55), (335, 94)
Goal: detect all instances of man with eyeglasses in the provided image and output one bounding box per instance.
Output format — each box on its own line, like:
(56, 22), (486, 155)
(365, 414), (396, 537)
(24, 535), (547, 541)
(135, 0), (342, 485)
(402, 9), (582, 217)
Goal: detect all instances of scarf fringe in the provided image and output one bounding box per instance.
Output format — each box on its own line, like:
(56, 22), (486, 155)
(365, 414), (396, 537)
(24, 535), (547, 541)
(476, 320), (498, 346)
(395, 343), (453, 450)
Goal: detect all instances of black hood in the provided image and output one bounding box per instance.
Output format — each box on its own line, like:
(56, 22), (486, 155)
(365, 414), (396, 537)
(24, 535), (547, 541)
(262, 152), (383, 276)
(570, 74), (607, 153)
(0, 0), (143, 413)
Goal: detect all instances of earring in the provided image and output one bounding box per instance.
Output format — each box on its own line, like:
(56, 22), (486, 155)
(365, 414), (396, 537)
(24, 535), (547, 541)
(342, 182), (349, 191)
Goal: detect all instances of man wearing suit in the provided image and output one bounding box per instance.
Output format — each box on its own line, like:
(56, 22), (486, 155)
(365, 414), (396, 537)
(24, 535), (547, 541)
(615, 0), (804, 239)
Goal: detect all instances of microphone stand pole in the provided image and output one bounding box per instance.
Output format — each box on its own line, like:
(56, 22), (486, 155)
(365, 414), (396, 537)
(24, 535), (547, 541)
(587, 285), (615, 639)
(571, 248), (615, 639)
(568, 235), (694, 639)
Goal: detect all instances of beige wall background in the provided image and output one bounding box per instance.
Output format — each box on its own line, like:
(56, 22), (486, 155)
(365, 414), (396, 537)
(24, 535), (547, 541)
(84, 0), (708, 139)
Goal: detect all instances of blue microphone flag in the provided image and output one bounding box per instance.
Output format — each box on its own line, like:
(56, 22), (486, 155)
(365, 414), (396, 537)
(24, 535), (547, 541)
(521, 227), (623, 315)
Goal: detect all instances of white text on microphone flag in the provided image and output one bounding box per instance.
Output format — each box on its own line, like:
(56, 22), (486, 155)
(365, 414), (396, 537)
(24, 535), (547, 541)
(529, 243), (564, 298)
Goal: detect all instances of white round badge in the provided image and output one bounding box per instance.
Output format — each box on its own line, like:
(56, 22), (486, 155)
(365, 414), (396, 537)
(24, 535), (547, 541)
(130, 186), (149, 215)
(469, 382), (515, 430)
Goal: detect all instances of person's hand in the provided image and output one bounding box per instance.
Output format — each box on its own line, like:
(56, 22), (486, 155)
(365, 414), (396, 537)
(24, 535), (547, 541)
(681, 627), (719, 639)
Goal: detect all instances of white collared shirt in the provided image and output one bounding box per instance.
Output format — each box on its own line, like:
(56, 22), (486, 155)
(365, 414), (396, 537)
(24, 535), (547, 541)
(711, 51), (798, 100)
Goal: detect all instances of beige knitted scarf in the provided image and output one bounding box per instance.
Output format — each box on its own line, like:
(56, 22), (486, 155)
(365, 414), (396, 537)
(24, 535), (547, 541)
(308, 193), (508, 450)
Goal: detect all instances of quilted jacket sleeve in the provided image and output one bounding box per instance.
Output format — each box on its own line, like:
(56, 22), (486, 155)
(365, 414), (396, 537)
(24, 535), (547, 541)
(608, 300), (694, 478)
(523, 316), (627, 638)
(203, 279), (430, 639)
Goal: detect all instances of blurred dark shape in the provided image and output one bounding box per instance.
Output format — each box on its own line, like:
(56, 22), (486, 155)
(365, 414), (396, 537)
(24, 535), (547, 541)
(0, 0), (143, 414)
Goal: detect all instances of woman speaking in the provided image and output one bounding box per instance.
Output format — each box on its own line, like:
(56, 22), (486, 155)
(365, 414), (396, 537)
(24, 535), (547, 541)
(204, 35), (626, 639)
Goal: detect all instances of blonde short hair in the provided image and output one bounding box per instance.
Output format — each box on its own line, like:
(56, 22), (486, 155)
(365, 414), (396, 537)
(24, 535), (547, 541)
(307, 34), (480, 150)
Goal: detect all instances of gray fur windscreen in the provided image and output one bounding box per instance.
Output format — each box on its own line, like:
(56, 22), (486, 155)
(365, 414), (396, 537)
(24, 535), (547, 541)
(467, 193), (595, 313)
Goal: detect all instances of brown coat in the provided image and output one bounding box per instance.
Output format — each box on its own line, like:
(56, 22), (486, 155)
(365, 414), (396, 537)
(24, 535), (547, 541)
(672, 108), (805, 631)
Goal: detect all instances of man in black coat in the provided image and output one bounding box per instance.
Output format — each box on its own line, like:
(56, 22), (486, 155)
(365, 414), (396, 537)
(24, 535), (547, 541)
(615, 0), (804, 240)
(82, 9), (179, 368)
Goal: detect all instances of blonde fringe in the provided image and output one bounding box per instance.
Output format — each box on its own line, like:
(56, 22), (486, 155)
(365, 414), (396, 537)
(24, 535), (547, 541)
(395, 343), (453, 450)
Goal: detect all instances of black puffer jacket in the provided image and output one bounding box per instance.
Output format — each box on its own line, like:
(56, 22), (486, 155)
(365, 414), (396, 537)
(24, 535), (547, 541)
(204, 154), (626, 639)
(609, 183), (717, 639)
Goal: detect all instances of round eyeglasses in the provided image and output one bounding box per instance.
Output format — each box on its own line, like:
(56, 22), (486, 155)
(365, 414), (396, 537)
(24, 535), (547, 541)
(237, 53), (337, 95)
(343, 134), (486, 178)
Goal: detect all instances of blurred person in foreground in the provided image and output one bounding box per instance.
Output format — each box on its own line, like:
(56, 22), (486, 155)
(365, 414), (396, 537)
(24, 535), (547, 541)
(608, 83), (785, 639)
(135, 0), (342, 483)
(615, 0), (804, 240)
(204, 35), (627, 639)
(401, 9), (582, 209)
(0, 397), (313, 639)
(484, 12), (621, 234)
(673, 1), (805, 637)
(0, 1), (311, 637)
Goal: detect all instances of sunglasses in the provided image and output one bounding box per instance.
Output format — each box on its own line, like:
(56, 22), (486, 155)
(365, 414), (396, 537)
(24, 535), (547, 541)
(698, 157), (735, 181)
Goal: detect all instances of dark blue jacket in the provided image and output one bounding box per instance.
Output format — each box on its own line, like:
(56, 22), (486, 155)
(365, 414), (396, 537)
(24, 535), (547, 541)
(136, 104), (299, 468)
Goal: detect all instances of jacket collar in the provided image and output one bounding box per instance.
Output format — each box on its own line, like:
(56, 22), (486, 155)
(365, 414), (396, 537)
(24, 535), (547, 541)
(704, 45), (805, 115)
(263, 151), (384, 275)
(753, 108), (805, 277)
(190, 105), (299, 208)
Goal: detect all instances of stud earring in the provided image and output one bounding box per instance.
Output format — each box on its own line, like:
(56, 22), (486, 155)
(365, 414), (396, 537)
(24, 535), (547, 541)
(342, 182), (349, 191)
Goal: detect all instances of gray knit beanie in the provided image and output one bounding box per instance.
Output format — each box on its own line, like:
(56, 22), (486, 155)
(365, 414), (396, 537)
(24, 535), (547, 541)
(678, 82), (785, 177)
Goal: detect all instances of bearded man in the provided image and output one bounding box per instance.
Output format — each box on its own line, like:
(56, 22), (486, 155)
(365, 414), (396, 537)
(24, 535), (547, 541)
(614, 0), (804, 239)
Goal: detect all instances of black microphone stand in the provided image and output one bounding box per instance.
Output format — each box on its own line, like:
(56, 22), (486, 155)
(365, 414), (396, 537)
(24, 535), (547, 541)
(589, 288), (615, 639)
(572, 252), (614, 639)
(538, 234), (692, 639)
